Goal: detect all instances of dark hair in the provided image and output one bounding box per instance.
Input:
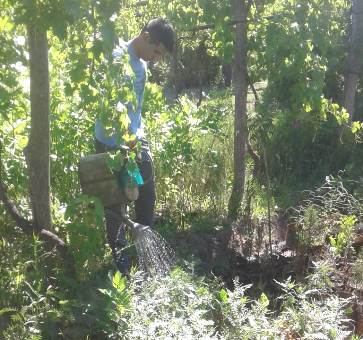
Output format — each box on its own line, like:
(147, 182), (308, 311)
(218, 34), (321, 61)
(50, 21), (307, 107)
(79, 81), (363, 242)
(142, 18), (175, 53)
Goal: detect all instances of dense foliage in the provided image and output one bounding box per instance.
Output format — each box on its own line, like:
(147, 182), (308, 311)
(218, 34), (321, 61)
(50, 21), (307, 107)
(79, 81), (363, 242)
(1, 0), (362, 338)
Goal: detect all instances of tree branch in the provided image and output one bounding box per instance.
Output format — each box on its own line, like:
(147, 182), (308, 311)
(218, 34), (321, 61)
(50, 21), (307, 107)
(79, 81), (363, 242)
(0, 182), (34, 234)
(247, 139), (260, 165)
(247, 0), (254, 11)
(0, 142), (34, 234)
(186, 20), (248, 33)
(247, 73), (260, 105)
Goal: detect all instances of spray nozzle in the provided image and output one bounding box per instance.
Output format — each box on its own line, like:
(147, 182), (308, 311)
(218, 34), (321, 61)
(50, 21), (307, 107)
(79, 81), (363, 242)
(123, 218), (150, 237)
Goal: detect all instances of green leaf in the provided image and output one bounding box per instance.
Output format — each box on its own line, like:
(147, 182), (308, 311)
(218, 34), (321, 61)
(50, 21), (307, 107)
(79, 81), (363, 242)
(329, 236), (336, 247)
(52, 20), (68, 40)
(59, 300), (69, 305)
(101, 21), (116, 51)
(351, 121), (362, 134)
(107, 152), (123, 172)
(112, 271), (126, 291)
(0, 307), (18, 317)
(64, 82), (73, 96)
(92, 39), (104, 59)
(98, 288), (112, 297)
(258, 292), (269, 308)
(219, 288), (228, 303)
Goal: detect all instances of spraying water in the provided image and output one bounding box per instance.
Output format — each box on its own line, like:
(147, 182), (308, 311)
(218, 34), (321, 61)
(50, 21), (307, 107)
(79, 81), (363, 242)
(125, 220), (176, 275)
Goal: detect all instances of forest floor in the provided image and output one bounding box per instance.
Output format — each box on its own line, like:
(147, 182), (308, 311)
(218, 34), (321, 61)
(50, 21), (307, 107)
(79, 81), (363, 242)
(158, 212), (363, 336)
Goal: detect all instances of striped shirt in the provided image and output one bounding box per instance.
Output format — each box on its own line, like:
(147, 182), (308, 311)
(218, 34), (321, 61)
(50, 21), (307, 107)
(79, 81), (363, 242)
(95, 40), (147, 147)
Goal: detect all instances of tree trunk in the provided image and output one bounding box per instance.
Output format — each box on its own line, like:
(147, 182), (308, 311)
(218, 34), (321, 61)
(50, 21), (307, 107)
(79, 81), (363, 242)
(26, 24), (52, 231)
(344, 0), (363, 121)
(222, 63), (232, 87)
(228, 0), (249, 221)
(169, 41), (182, 101)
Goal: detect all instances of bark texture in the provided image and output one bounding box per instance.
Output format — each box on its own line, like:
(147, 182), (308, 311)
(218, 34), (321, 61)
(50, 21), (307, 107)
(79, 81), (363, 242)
(27, 24), (52, 230)
(228, 0), (249, 220)
(344, 0), (363, 121)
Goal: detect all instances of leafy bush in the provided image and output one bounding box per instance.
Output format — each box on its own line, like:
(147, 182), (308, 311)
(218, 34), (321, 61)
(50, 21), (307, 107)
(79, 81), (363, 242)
(101, 265), (353, 340)
(291, 175), (363, 252)
(329, 215), (357, 256)
(109, 268), (217, 339)
(275, 263), (352, 340)
(144, 84), (234, 225)
(63, 195), (107, 279)
(250, 0), (363, 206)
(218, 283), (280, 339)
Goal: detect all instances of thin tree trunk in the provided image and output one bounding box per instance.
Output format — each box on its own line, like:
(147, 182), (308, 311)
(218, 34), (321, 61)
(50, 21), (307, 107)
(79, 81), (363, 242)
(169, 41), (182, 100)
(228, 0), (249, 221)
(222, 63), (232, 87)
(344, 0), (363, 121)
(26, 24), (52, 231)
(0, 23), (75, 276)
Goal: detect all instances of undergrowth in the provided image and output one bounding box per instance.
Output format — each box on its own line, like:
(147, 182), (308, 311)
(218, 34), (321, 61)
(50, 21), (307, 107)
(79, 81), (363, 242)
(102, 264), (353, 340)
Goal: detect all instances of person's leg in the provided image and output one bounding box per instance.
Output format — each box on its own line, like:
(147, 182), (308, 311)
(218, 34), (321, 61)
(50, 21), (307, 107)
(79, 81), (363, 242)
(104, 205), (130, 273)
(135, 143), (156, 227)
(104, 205), (124, 250)
(95, 139), (130, 273)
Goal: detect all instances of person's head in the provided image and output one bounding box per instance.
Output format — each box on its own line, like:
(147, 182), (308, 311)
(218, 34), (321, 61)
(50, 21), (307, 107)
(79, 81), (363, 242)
(134, 18), (175, 63)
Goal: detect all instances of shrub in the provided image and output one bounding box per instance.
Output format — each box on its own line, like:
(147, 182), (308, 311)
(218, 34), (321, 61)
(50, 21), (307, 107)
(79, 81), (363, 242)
(111, 268), (218, 339)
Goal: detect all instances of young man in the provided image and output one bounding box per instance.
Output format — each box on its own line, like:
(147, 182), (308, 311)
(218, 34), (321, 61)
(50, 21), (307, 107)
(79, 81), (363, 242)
(94, 18), (175, 273)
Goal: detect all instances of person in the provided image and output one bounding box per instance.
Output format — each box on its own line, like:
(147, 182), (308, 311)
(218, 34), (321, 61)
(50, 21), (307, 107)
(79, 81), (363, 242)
(94, 18), (175, 274)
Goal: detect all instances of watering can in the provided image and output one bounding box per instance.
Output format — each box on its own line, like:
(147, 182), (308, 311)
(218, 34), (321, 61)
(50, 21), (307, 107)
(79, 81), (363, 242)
(78, 152), (139, 207)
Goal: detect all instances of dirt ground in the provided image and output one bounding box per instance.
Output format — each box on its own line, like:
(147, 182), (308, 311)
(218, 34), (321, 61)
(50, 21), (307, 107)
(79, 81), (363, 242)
(164, 214), (363, 336)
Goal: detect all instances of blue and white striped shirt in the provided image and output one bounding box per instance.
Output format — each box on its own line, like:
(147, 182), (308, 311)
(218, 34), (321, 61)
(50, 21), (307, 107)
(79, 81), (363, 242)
(95, 40), (147, 147)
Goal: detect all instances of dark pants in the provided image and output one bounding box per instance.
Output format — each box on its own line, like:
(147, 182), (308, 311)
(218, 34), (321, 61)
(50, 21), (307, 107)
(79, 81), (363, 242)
(95, 139), (156, 266)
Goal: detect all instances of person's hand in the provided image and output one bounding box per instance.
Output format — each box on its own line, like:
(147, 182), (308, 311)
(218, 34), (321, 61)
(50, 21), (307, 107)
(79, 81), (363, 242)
(123, 131), (137, 149)
(127, 139), (137, 149)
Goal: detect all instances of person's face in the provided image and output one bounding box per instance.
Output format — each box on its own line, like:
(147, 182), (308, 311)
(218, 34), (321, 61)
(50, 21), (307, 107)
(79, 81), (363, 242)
(140, 32), (168, 63)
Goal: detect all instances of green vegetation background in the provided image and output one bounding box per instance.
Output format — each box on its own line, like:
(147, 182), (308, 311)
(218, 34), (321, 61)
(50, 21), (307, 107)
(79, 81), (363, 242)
(1, 0), (362, 338)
